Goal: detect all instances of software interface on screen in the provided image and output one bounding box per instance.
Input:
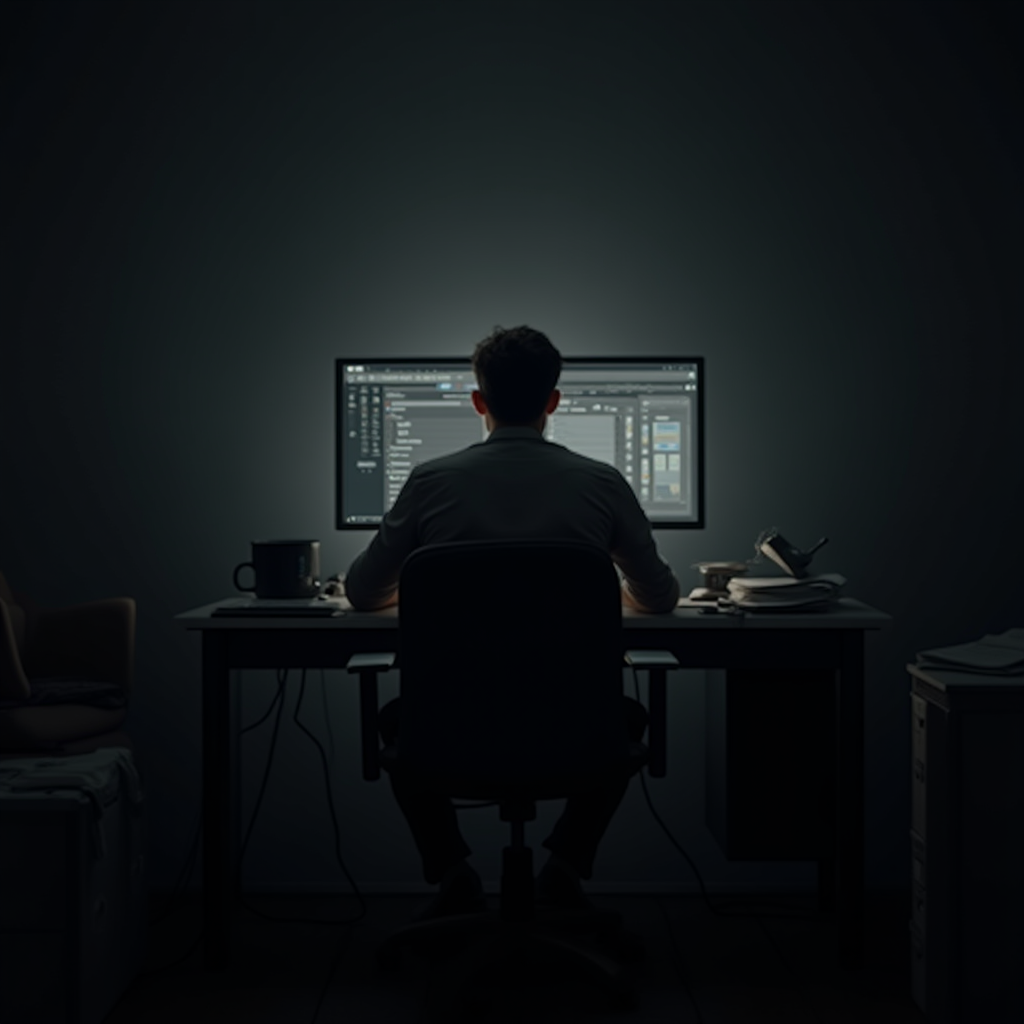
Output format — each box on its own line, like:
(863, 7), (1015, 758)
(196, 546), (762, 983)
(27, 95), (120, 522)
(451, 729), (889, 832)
(336, 358), (703, 528)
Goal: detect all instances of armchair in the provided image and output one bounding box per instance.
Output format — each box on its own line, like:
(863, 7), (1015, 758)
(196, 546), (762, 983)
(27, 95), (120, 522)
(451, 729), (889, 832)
(0, 571), (135, 756)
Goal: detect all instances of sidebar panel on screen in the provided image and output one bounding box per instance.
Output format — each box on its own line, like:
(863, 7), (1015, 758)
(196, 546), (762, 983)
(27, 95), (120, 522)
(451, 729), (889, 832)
(340, 366), (386, 524)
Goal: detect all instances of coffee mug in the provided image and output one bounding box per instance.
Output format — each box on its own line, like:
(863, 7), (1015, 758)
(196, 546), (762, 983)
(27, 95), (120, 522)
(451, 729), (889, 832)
(233, 540), (321, 598)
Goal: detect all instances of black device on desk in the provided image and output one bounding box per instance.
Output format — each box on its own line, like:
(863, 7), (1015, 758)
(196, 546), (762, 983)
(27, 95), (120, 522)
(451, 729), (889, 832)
(759, 530), (829, 579)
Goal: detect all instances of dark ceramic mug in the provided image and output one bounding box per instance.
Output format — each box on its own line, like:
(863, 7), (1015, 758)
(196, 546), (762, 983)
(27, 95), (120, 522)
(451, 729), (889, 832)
(233, 540), (321, 598)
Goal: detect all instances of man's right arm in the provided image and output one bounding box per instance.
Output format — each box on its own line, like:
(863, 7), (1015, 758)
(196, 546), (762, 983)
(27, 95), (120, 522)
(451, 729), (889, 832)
(344, 469), (422, 610)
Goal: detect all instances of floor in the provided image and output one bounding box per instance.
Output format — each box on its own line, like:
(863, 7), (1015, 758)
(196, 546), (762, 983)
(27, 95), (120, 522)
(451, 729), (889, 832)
(103, 889), (927, 1024)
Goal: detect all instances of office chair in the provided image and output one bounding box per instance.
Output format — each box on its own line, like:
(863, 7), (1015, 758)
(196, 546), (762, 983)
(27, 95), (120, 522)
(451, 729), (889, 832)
(347, 539), (677, 1018)
(0, 571), (136, 757)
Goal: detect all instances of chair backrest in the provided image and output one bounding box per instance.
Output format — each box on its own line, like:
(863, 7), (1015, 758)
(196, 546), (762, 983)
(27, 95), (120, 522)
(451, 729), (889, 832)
(395, 539), (629, 794)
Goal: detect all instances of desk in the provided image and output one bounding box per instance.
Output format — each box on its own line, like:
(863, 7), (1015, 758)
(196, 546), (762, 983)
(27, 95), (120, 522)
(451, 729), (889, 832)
(177, 597), (890, 970)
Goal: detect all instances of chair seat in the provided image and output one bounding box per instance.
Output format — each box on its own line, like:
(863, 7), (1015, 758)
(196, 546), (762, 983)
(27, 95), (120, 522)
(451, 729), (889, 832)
(379, 741), (649, 801)
(1, 576), (136, 758)
(0, 704), (127, 752)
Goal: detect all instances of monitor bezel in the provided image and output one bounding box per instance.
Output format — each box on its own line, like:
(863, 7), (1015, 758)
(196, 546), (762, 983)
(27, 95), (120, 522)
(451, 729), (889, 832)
(335, 355), (705, 530)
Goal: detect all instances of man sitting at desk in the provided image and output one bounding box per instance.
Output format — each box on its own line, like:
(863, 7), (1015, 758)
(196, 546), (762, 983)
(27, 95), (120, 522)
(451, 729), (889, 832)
(345, 325), (680, 919)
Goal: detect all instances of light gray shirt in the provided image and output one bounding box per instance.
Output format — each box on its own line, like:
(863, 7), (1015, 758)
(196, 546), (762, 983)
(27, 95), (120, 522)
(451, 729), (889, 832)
(345, 426), (680, 612)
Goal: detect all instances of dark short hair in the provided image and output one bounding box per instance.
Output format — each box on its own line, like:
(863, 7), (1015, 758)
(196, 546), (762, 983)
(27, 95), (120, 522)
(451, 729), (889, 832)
(471, 326), (562, 425)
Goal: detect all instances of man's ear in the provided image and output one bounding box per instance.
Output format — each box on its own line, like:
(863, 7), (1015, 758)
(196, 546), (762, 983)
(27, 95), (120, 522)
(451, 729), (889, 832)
(545, 389), (561, 414)
(471, 390), (488, 416)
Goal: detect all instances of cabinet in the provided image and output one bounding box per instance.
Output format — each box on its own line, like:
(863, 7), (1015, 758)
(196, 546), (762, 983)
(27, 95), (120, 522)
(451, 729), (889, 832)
(908, 664), (1024, 1023)
(0, 751), (147, 1024)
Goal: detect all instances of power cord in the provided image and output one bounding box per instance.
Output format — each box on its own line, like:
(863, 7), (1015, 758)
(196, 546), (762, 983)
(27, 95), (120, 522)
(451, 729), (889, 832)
(238, 668), (367, 926)
(630, 665), (819, 921)
(144, 661), (816, 976)
(150, 662), (290, 933)
(143, 668), (367, 974)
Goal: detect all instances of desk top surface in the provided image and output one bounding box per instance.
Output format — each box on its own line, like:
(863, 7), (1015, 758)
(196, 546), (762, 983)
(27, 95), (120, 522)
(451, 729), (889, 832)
(177, 596), (891, 631)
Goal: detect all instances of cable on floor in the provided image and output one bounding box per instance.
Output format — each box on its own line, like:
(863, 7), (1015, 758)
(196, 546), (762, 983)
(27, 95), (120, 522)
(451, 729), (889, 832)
(631, 666), (819, 921)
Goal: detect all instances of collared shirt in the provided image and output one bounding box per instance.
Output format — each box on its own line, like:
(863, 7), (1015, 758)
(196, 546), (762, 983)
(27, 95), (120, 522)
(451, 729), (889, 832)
(345, 426), (681, 612)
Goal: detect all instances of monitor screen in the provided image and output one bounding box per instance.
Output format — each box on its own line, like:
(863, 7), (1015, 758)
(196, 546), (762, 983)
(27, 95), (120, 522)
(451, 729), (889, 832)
(336, 357), (704, 528)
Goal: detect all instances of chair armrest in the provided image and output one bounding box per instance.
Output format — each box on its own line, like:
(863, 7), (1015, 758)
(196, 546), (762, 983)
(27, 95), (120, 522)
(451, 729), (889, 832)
(24, 598), (136, 697)
(624, 650), (679, 779)
(623, 650), (680, 671)
(346, 653), (397, 673)
(0, 600), (31, 702)
(346, 653), (396, 781)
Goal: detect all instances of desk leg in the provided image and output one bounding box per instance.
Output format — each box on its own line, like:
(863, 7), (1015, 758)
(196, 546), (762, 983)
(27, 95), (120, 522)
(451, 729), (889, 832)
(202, 632), (232, 970)
(836, 631), (865, 967)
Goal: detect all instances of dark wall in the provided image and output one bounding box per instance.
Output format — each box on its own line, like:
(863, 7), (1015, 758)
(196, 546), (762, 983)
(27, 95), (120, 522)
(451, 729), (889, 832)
(3, 0), (1021, 893)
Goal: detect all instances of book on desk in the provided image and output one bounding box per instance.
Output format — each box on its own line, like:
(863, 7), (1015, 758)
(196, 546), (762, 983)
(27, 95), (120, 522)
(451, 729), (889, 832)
(682, 573), (847, 612)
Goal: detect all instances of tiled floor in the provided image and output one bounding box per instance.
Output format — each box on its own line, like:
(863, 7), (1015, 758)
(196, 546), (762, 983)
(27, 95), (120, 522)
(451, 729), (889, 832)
(103, 890), (927, 1023)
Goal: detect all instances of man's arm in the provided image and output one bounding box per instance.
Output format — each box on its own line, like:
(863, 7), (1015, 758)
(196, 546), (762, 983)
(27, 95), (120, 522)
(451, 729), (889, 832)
(620, 580), (673, 612)
(607, 473), (681, 614)
(344, 471), (421, 610)
(617, 564), (680, 613)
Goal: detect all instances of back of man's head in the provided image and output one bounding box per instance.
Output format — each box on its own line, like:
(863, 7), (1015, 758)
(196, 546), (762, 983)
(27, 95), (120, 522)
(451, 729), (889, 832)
(472, 326), (562, 426)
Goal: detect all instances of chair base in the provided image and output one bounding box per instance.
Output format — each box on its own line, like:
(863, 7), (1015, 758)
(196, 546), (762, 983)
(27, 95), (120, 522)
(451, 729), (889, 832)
(378, 904), (644, 1020)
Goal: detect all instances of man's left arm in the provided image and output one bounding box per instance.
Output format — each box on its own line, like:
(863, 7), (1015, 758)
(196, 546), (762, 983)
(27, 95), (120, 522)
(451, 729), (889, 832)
(344, 471), (422, 610)
(606, 474), (680, 613)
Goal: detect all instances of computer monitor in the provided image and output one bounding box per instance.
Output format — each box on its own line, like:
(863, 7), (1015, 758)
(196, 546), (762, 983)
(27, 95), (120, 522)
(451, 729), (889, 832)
(335, 356), (704, 529)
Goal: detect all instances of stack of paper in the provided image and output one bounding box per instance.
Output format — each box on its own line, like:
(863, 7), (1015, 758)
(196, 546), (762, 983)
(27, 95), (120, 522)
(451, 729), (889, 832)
(726, 573), (846, 611)
(916, 629), (1024, 676)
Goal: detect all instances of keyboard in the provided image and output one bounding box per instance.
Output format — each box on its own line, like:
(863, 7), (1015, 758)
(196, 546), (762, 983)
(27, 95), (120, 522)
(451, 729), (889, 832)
(212, 597), (346, 617)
